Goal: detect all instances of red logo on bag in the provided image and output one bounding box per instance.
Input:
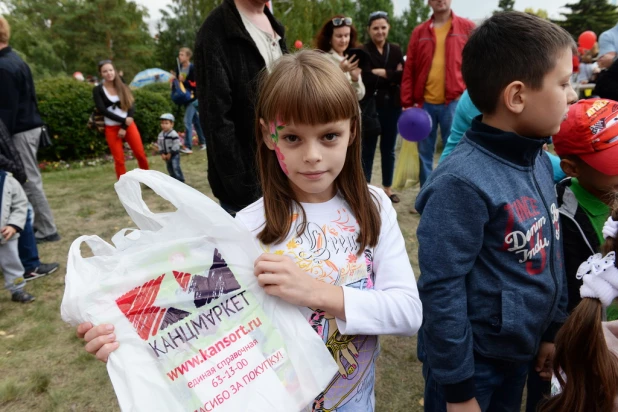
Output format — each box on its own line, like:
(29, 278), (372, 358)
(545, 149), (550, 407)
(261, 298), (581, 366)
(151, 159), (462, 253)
(115, 249), (241, 340)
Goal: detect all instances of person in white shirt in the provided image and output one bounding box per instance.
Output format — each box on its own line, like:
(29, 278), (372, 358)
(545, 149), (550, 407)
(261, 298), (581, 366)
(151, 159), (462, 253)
(238, 51), (421, 411)
(76, 51), (422, 412)
(315, 15), (365, 101)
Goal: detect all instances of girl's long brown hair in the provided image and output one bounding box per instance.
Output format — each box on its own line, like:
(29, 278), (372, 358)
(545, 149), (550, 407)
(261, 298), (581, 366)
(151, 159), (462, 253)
(254, 50), (380, 252)
(541, 201), (618, 412)
(98, 61), (134, 112)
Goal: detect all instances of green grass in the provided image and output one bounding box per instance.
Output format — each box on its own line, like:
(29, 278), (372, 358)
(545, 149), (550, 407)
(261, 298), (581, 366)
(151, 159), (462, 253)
(0, 149), (426, 411)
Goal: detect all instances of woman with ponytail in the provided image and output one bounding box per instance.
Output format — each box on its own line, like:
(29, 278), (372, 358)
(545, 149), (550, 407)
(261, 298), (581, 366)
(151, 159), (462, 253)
(542, 203), (618, 412)
(93, 60), (149, 179)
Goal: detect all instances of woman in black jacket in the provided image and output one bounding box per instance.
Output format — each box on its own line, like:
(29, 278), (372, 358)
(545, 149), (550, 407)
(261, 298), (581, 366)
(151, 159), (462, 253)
(93, 60), (149, 179)
(361, 11), (404, 203)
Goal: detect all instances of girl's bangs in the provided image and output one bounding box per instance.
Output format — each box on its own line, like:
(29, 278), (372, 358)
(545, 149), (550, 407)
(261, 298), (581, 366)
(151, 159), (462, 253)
(260, 54), (359, 126)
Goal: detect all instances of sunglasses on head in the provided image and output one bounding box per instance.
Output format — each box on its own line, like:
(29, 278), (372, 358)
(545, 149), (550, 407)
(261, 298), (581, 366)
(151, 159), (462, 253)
(332, 17), (353, 27)
(98, 59), (112, 67)
(368, 11), (388, 21)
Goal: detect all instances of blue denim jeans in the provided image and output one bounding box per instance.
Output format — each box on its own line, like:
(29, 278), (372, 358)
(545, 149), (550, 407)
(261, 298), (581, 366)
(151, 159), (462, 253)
(18, 204), (40, 273)
(184, 103), (205, 149)
(422, 356), (528, 412)
(361, 105), (401, 187)
(419, 101), (458, 186)
(166, 154), (185, 182)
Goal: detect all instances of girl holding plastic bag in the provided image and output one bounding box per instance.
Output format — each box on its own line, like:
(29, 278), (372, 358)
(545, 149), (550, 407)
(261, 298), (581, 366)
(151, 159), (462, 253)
(541, 210), (618, 412)
(78, 50), (423, 411)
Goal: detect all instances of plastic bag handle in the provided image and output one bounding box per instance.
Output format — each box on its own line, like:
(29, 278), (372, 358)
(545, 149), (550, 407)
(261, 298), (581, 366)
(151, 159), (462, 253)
(62, 235), (116, 325)
(111, 228), (140, 251)
(114, 170), (212, 231)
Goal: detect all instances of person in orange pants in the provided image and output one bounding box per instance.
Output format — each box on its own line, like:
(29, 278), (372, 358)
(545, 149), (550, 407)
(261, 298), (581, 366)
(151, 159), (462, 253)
(93, 60), (149, 179)
(105, 123), (149, 178)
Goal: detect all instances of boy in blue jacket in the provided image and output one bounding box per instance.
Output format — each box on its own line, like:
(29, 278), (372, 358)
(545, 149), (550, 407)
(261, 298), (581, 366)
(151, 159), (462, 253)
(415, 12), (577, 411)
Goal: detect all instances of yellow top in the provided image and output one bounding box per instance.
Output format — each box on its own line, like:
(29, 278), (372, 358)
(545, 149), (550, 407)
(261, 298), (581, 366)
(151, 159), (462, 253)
(424, 18), (452, 104)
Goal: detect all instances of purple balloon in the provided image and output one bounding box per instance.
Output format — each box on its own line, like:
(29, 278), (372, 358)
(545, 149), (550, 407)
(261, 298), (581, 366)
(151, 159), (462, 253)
(398, 108), (432, 142)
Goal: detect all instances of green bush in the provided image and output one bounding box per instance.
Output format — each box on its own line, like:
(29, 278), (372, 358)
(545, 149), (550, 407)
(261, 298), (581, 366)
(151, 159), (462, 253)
(36, 77), (106, 161)
(35, 77), (181, 161)
(133, 88), (175, 143)
(140, 83), (186, 130)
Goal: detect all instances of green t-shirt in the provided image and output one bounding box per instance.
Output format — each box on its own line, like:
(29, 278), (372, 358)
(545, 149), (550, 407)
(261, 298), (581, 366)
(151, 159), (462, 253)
(570, 178), (610, 245)
(569, 179), (616, 319)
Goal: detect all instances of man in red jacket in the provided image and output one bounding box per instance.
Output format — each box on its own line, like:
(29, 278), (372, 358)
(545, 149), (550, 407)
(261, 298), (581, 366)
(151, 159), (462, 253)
(401, 0), (475, 189)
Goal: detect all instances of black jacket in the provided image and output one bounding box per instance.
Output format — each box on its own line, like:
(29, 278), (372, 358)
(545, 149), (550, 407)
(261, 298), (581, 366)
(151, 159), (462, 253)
(0, 119), (26, 184)
(593, 58), (618, 101)
(556, 178), (600, 313)
(0, 47), (44, 135)
(194, 0), (287, 210)
(361, 41), (404, 108)
(92, 84), (135, 130)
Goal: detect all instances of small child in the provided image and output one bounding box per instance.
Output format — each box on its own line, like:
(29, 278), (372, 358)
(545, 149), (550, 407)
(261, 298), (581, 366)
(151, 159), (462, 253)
(553, 98), (618, 318)
(0, 170), (34, 303)
(415, 12), (577, 411)
(157, 113), (184, 183)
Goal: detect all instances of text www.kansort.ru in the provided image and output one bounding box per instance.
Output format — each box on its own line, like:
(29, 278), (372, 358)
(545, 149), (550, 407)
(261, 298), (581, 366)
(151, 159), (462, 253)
(167, 317), (263, 381)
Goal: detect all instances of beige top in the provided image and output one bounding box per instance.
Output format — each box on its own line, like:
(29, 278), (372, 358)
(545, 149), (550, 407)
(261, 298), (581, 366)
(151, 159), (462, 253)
(240, 13), (283, 72)
(326, 50), (365, 101)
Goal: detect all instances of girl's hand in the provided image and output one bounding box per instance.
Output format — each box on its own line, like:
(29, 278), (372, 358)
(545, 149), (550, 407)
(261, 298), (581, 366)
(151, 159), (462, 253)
(118, 129), (127, 139)
(125, 117), (134, 126)
(1, 226), (16, 241)
(372, 68), (387, 78)
(254, 254), (346, 319)
(76, 322), (119, 363)
(254, 254), (319, 307)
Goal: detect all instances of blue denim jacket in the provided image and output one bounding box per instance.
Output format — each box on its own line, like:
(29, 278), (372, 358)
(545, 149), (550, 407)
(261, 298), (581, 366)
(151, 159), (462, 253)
(415, 118), (568, 402)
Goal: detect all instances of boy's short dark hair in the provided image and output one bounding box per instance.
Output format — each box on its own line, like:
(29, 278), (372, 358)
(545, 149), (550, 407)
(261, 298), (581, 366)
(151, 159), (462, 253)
(462, 11), (575, 115)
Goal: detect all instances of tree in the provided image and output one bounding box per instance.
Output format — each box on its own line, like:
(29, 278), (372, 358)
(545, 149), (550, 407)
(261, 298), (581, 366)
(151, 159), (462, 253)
(556, 0), (618, 38)
(3, 0), (70, 76)
(154, 0), (222, 70)
(496, 0), (515, 12)
(524, 8), (549, 19)
(4, 0), (156, 78)
(389, 0), (430, 51)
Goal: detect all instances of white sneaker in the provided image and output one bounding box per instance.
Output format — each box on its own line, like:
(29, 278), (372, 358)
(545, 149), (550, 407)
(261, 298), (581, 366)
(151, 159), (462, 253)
(180, 147), (193, 154)
(200, 144), (206, 150)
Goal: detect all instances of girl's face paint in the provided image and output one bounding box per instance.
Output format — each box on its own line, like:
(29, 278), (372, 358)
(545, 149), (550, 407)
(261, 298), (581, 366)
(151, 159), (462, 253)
(270, 119), (289, 175)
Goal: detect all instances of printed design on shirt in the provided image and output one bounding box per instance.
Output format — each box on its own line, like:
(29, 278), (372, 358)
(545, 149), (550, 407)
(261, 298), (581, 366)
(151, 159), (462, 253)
(308, 249), (377, 412)
(502, 196), (558, 276)
(115, 248), (240, 340)
(263, 208), (377, 411)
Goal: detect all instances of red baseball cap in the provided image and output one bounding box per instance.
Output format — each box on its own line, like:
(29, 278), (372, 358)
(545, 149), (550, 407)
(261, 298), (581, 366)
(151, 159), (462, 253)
(553, 98), (618, 175)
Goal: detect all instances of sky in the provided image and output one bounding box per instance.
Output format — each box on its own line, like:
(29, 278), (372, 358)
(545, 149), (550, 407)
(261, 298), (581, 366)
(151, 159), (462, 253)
(135, 0), (572, 32)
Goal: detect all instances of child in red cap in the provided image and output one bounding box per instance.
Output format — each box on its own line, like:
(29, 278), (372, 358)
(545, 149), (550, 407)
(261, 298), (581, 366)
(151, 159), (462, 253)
(554, 98), (618, 318)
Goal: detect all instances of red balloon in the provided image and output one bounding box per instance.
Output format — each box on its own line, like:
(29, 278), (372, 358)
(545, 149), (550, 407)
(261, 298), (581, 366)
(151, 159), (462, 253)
(578, 31), (597, 50)
(294, 40), (303, 49)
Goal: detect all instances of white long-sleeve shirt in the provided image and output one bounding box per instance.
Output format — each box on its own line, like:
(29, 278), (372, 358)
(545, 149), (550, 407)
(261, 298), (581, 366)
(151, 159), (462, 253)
(235, 186), (422, 411)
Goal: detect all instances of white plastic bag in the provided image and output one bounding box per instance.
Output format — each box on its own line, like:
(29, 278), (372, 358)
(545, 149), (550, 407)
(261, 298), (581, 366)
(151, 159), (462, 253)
(61, 170), (338, 412)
